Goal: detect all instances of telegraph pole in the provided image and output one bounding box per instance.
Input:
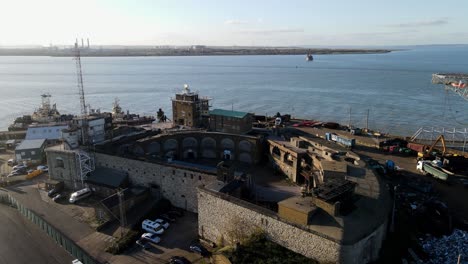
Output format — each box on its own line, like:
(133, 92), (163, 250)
(118, 189), (126, 238)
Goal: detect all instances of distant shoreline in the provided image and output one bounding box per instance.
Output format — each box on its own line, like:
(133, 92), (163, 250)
(0, 47), (392, 57)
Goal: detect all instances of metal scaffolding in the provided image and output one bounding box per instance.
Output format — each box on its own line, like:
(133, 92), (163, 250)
(432, 73), (468, 101)
(74, 150), (95, 189)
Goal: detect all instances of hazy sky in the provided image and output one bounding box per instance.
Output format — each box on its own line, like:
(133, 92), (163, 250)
(1, 0), (467, 46)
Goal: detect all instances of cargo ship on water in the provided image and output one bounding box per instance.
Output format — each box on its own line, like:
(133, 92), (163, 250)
(8, 94), (73, 131)
(110, 98), (155, 126)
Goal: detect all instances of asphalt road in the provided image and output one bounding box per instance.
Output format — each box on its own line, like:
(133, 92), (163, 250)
(0, 204), (74, 264)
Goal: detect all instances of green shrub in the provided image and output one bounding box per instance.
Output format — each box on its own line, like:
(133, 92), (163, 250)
(225, 231), (317, 264)
(105, 229), (139, 254)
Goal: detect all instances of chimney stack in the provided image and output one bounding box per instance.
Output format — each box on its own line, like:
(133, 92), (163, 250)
(87, 38), (90, 48)
(81, 38), (84, 48)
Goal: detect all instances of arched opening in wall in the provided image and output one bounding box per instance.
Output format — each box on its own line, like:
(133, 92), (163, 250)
(223, 150), (232, 160)
(201, 149), (216, 159)
(201, 137), (216, 149)
(147, 142), (161, 157)
(220, 138), (235, 150)
(165, 151), (176, 161)
(238, 140), (252, 152)
(201, 137), (216, 159)
(163, 139), (178, 152)
(284, 152), (293, 166)
(132, 145), (145, 157)
(239, 153), (252, 164)
(184, 149), (197, 159)
(272, 146), (281, 159)
(182, 137), (198, 148)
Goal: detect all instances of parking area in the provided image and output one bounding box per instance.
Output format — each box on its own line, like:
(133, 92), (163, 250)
(113, 212), (206, 264)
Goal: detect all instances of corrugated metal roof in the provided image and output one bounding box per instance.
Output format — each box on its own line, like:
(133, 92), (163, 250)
(16, 139), (46, 150)
(26, 125), (68, 140)
(210, 109), (249, 118)
(85, 167), (128, 189)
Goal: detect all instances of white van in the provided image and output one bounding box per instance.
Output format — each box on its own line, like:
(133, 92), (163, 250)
(69, 188), (92, 203)
(142, 219), (165, 235)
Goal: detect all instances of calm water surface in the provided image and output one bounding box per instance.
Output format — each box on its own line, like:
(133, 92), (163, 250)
(1, 46), (467, 135)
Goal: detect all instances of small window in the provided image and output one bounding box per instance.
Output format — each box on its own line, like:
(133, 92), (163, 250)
(172, 170), (175, 175)
(191, 174), (193, 179)
(56, 158), (64, 168)
(199, 175), (202, 181)
(184, 172), (187, 177)
(21, 152), (26, 156)
(31, 151), (36, 155)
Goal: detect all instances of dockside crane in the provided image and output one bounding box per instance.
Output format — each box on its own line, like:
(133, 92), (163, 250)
(432, 73), (468, 101)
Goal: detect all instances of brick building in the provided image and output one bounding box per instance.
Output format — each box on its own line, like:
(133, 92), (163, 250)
(171, 84), (211, 127)
(209, 109), (253, 134)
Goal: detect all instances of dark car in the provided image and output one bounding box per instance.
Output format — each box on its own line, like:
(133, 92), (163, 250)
(189, 244), (210, 257)
(168, 209), (184, 218)
(136, 239), (150, 250)
(160, 214), (176, 223)
(169, 256), (191, 264)
(52, 193), (64, 202)
(48, 188), (60, 197)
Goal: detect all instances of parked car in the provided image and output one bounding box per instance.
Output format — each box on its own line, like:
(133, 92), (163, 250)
(168, 209), (184, 217)
(8, 170), (23, 177)
(170, 256), (191, 264)
(136, 239), (150, 250)
(160, 214), (176, 223)
(142, 219), (164, 235)
(12, 164), (27, 171)
(69, 188), (92, 203)
(141, 233), (161, 244)
(48, 184), (64, 197)
(27, 169), (34, 174)
(48, 189), (58, 197)
(154, 218), (170, 229)
(189, 244), (210, 257)
(52, 193), (64, 202)
(37, 165), (48, 172)
(11, 168), (26, 175)
(7, 159), (16, 166)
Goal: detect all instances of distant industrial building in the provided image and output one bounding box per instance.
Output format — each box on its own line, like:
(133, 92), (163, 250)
(15, 139), (46, 164)
(209, 109), (253, 134)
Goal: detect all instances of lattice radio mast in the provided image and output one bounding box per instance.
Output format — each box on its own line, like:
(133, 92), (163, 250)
(74, 40), (89, 145)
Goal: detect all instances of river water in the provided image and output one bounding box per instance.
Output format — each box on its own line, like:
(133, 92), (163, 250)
(0, 45), (467, 136)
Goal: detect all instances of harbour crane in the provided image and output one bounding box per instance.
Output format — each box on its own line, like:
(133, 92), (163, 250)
(432, 73), (468, 101)
(418, 135), (447, 159)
